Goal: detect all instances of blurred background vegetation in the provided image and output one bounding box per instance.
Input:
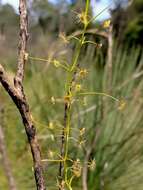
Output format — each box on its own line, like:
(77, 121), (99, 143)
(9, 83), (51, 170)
(0, 0), (143, 189)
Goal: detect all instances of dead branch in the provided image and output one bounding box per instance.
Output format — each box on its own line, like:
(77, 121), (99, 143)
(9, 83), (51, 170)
(14, 0), (28, 92)
(0, 0), (46, 189)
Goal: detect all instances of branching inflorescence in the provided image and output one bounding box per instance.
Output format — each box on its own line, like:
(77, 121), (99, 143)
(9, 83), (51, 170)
(26, 1), (125, 189)
(0, 0), (126, 189)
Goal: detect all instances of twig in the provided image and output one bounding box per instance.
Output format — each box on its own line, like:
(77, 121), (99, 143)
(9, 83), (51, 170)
(14, 0), (28, 92)
(0, 0), (46, 189)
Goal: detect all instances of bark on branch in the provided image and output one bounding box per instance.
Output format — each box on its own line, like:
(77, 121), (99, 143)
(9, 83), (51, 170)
(14, 0), (29, 92)
(0, 0), (46, 189)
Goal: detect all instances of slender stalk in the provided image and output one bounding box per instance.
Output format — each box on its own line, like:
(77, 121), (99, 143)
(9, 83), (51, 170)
(78, 92), (119, 102)
(29, 56), (69, 71)
(58, 1), (91, 189)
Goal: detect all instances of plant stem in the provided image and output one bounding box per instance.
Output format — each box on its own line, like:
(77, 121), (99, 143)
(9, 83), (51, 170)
(58, 1), (91, 189)
(78, 92), (119, 102)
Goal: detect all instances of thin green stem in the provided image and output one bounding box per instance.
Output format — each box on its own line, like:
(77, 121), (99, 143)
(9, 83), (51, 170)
(29, 56), (69, 71)
(83, 41), (98, 46)
(78, 92), (119, 102)
(70, 0), (90, 72)
(29, 56), (49, 62)
(85, 0), (90, 17)
(59, 1), (91, 189)
(42, 159), (64, 162)
(64, 107), (71, 159)
(63, 106), (71, 185)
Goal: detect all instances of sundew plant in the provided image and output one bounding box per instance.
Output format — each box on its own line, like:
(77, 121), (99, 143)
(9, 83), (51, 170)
(27, 1), (125, 189)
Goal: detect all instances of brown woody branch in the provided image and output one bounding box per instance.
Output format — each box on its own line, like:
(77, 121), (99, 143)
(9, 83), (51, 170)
(0, 0), (46, 189)
(14, 0), (28, 92)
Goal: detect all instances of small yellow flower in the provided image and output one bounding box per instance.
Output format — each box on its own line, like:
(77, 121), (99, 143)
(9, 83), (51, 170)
(51, 96), (56, 104)
(75, 84), (82, 92)
(48, 122), (54, 129)
(103, 19), (111, 28)
(48, 150), (54, 158)
(88, 159), (96, 171)
(59, 32), (69, 44)
(64, 95), (72, 104)
(78, 139), (86, 147)
(118, 100), (126, 110)
(78, 69), (88, 78)
(72, 159), (82, 177)
(53, 59), (60, 67)
(77, 11), (88, 25)
(79, 128), (86, 136)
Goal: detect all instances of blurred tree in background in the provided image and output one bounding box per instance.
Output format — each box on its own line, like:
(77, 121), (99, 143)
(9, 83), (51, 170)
(28, 0), (59, 34)
(0, 4), (18, 41)
(1, 0), (143, 46)
(111, 0), (143, 46)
